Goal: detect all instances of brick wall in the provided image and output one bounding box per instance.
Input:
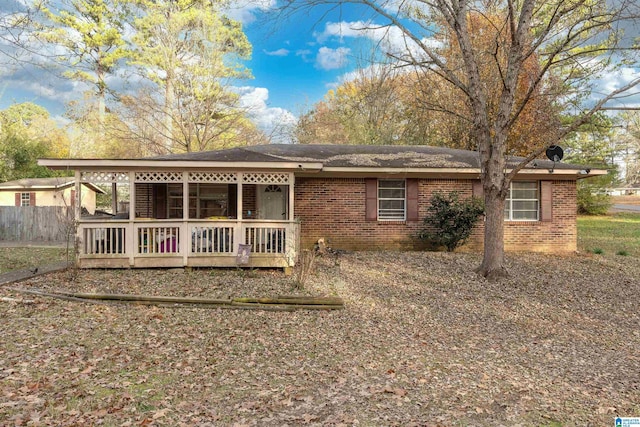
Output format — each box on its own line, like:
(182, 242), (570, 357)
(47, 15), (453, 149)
(294, 177), (577, 253)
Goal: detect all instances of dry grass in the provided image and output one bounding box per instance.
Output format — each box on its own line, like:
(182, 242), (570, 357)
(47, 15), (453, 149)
(0, 247), (68, 274)
(1, 251), (639, 426)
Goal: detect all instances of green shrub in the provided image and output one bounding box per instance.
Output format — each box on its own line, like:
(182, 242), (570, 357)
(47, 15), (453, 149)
(592, 247), (604, 254)
(577, 186), (611, 215)
(418, 191), (484, 252)
(616, 250), (629, 256)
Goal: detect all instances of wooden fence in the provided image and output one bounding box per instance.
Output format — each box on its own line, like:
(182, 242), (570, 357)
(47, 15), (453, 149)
(0, 206), (74, 242)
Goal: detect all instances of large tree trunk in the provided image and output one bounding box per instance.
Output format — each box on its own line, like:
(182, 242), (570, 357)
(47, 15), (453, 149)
(476, 189), (508, 280)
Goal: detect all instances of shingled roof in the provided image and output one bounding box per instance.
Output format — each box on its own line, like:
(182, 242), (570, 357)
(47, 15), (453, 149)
(147, 144), (581, 171)
(0, 177), (106, 193)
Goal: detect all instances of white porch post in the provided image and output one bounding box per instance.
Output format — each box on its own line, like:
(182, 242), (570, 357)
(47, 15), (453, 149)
(182, 172), (189, 265)
(288, 173), (295, 220)
(74, 170), (81, 221)
(127, 171), (135, 266)
(236, 173), (243, 254)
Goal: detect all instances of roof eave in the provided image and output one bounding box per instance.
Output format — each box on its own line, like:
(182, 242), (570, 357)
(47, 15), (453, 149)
(319, 166), (608, 178)
(38, 159), (325, 172)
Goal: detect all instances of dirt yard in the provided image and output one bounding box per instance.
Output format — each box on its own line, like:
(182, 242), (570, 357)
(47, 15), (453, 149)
(1, 251), (639, 426)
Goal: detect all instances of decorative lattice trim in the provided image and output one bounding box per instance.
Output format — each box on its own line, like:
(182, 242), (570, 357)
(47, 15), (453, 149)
(135, 171), (183, 183)
(81, 171), (129, 183)
(242, 172), (290, 185)
(188, 172), (238, 183)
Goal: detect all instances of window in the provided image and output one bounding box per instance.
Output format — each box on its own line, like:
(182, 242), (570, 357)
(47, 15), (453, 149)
(378, 179), (406, 220)
(189, 184), (229, 219)
(167, 184), (183, 219)
(20, 193), (31, 207)
(505, 182), (539, 221)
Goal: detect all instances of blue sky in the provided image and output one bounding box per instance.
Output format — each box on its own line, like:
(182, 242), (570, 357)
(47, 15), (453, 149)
(1, 0), (639, 140)
(0, 0), (384, 136)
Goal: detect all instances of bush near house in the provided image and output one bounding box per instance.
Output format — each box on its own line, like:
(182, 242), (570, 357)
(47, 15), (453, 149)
(418, 191), (484, 252)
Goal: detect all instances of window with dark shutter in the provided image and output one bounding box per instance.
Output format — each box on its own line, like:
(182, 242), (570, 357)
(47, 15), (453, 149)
(505, 181), (539, 221)
(378, 179), (406, 220)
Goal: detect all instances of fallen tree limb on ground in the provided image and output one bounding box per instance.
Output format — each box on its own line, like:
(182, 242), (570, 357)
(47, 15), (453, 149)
(233, 296), (344, 306)
(5, 287), (344, 311)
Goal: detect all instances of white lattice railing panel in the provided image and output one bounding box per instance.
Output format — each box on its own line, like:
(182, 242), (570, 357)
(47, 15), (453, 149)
(188, 172), (238, 183)
(135, 171), (183, 183)
(242, 172), (290, 185)
(81, 172), (129, 184)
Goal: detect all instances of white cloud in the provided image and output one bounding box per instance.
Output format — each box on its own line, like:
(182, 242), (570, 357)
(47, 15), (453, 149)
(225, 0), (276, 25)
(263, 48), (289, 57)
(295, 49), (312, 62)
(235, 86), (297, 140)
(316, 47), (351, 70)
(591, 66), (640, 109)
(313, 20), (441, 61)
(313, 21), (371, 43)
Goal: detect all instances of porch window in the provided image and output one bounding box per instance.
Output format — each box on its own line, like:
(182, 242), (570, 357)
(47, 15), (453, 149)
(164, 183), (237, 219)
(378, 179), (406, 220)
(505, 181), (539, 221)
(167, 184), (183, 218)
(188, 183), (232, 219)
(20, 192), (31, 207)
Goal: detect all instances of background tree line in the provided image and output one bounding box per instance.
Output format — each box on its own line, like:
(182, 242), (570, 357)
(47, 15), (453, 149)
(0, 0), (266, 167)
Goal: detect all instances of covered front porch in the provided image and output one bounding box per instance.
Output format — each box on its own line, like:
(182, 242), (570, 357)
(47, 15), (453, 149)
(72, 170), (300, 269)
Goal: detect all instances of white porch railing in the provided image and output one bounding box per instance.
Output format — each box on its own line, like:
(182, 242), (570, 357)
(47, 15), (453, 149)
(80, 222), (128, 255)
(77, 220), (299, 266)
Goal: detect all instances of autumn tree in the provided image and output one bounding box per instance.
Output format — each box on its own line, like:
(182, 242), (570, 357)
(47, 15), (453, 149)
(285, 0), (640, 278)
(297, 13), (563, 156)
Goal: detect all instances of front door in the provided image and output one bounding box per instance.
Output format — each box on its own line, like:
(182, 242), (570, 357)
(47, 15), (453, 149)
(260, 185), (287, 220)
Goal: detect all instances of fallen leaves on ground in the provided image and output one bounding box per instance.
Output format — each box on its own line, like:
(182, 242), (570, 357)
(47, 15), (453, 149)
(1, 251), (639, 426)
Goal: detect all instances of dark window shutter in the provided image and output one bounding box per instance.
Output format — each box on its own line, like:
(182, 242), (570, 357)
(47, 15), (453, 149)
(15, 193), (20, 206)
(153, 184), (167, 219)
(540, 181), (552, 222)
(30, 192), (36, 206)
(406, 179), (419, 221)
(472, 180), (483, 198)
(365, 179), (377, 221)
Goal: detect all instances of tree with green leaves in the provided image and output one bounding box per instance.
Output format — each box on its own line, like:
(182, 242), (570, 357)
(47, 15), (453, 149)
(564, 113), (618, 214)
(0, 103), (68, 181)
(121, 0), (259, 153)
(285, 0), (640, 279)
(35, 0), (129, 121)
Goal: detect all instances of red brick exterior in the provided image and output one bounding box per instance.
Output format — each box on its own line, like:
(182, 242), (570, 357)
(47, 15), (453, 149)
(294, 177), (577, 253)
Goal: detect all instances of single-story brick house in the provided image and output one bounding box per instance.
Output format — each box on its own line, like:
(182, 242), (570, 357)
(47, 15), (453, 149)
(38, 144), (605, 269)
(0, 177), (105, 214)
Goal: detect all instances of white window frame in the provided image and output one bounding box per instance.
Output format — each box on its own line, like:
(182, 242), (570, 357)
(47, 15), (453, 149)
(20, 192), (30, 207)
(505, 181), (539, 221)
(378, 179), (406, 221)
